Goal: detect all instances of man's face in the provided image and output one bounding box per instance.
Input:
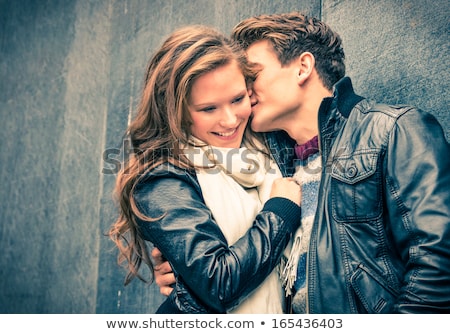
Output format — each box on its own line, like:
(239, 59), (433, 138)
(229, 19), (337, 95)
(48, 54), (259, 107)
(246, 40), (301, 132)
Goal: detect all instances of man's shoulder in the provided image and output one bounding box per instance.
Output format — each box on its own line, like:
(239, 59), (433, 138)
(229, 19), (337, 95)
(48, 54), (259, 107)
(349, 99), (428, 138)
(354, 99), (416, 119)
(353, 99), (442, 136)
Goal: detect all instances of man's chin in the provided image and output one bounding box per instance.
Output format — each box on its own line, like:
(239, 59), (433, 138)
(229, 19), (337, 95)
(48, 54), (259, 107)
(250, 120), (269, 133)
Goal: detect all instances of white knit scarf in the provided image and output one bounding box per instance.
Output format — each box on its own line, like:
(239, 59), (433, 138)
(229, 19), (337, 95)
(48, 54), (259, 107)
(280, 154), (322, 312)
(184, 137), (284, 313)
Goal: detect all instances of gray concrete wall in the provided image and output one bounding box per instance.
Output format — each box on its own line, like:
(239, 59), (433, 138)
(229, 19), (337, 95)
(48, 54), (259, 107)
(323, 0), (450, 134)
(0, 0), (448, 314)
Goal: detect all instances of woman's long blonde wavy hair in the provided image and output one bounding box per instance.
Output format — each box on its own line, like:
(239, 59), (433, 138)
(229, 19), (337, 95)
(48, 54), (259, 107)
(108, 25), (259, 285)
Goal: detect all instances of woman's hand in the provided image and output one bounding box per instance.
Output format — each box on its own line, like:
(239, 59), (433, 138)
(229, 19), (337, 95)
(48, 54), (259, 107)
(269, 177), (301, 206)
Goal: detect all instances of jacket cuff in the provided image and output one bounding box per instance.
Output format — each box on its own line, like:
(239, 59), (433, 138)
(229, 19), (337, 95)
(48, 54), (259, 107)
(262, 197), (301, 228)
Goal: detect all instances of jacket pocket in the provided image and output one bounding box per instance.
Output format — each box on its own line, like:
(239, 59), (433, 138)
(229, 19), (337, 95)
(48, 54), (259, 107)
(330, 150), (382, 222)
(350, 263), (399, 314)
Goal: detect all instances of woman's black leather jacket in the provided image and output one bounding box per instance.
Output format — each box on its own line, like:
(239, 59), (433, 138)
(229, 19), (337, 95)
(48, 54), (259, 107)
(133, 165), (301, 313)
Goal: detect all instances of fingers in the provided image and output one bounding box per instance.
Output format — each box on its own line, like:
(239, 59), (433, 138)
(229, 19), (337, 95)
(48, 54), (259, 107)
(159, 286), (174, 297)
(152, 247), (175, 296)
(286, 177), (300, 185)
(154, 260), (172, 275)
(270, 177), (302, 205)
(155, 271), (175, 296)
(154, 265), (175, 297)
(151, 247), (164, 266)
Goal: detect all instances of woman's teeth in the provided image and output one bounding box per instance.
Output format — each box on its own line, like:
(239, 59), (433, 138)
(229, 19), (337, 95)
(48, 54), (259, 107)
(216, 128), (237, 137)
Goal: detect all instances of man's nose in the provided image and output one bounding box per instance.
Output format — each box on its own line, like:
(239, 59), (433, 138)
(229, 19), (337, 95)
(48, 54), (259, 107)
(248, 90), (257, 107)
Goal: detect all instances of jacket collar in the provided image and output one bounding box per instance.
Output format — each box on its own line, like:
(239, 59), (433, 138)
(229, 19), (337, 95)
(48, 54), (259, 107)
(320, 76), (364, 119)
(316, 77), (365, 158)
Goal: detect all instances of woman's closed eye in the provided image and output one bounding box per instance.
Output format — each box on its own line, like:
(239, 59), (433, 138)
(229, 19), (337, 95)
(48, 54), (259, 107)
(232, 95), (245, 104)
(199, 105), (216, 113)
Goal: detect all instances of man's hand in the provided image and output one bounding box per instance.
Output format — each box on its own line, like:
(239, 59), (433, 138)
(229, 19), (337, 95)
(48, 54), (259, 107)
(152, 247), (175, 296)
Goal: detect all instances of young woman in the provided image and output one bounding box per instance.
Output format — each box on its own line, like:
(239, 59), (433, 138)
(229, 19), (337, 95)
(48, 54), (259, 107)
(108, 25), (301, 314)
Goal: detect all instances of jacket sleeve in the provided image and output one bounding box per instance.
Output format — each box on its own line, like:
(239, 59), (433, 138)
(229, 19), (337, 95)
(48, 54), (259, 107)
(385, 108), (450, 313)
(134, 171), (301, 313)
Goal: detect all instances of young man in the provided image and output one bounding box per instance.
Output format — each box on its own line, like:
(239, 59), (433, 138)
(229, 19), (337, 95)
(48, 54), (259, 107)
(152, 12), (450, 313)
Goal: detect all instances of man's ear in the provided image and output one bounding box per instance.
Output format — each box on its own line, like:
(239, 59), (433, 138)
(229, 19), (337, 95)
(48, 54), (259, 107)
(296, 52), (315, 85)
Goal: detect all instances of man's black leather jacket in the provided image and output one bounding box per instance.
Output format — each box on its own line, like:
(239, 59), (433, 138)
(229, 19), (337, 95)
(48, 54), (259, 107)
(134, 166), (301, 313)
(266, 77), (450, 313)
